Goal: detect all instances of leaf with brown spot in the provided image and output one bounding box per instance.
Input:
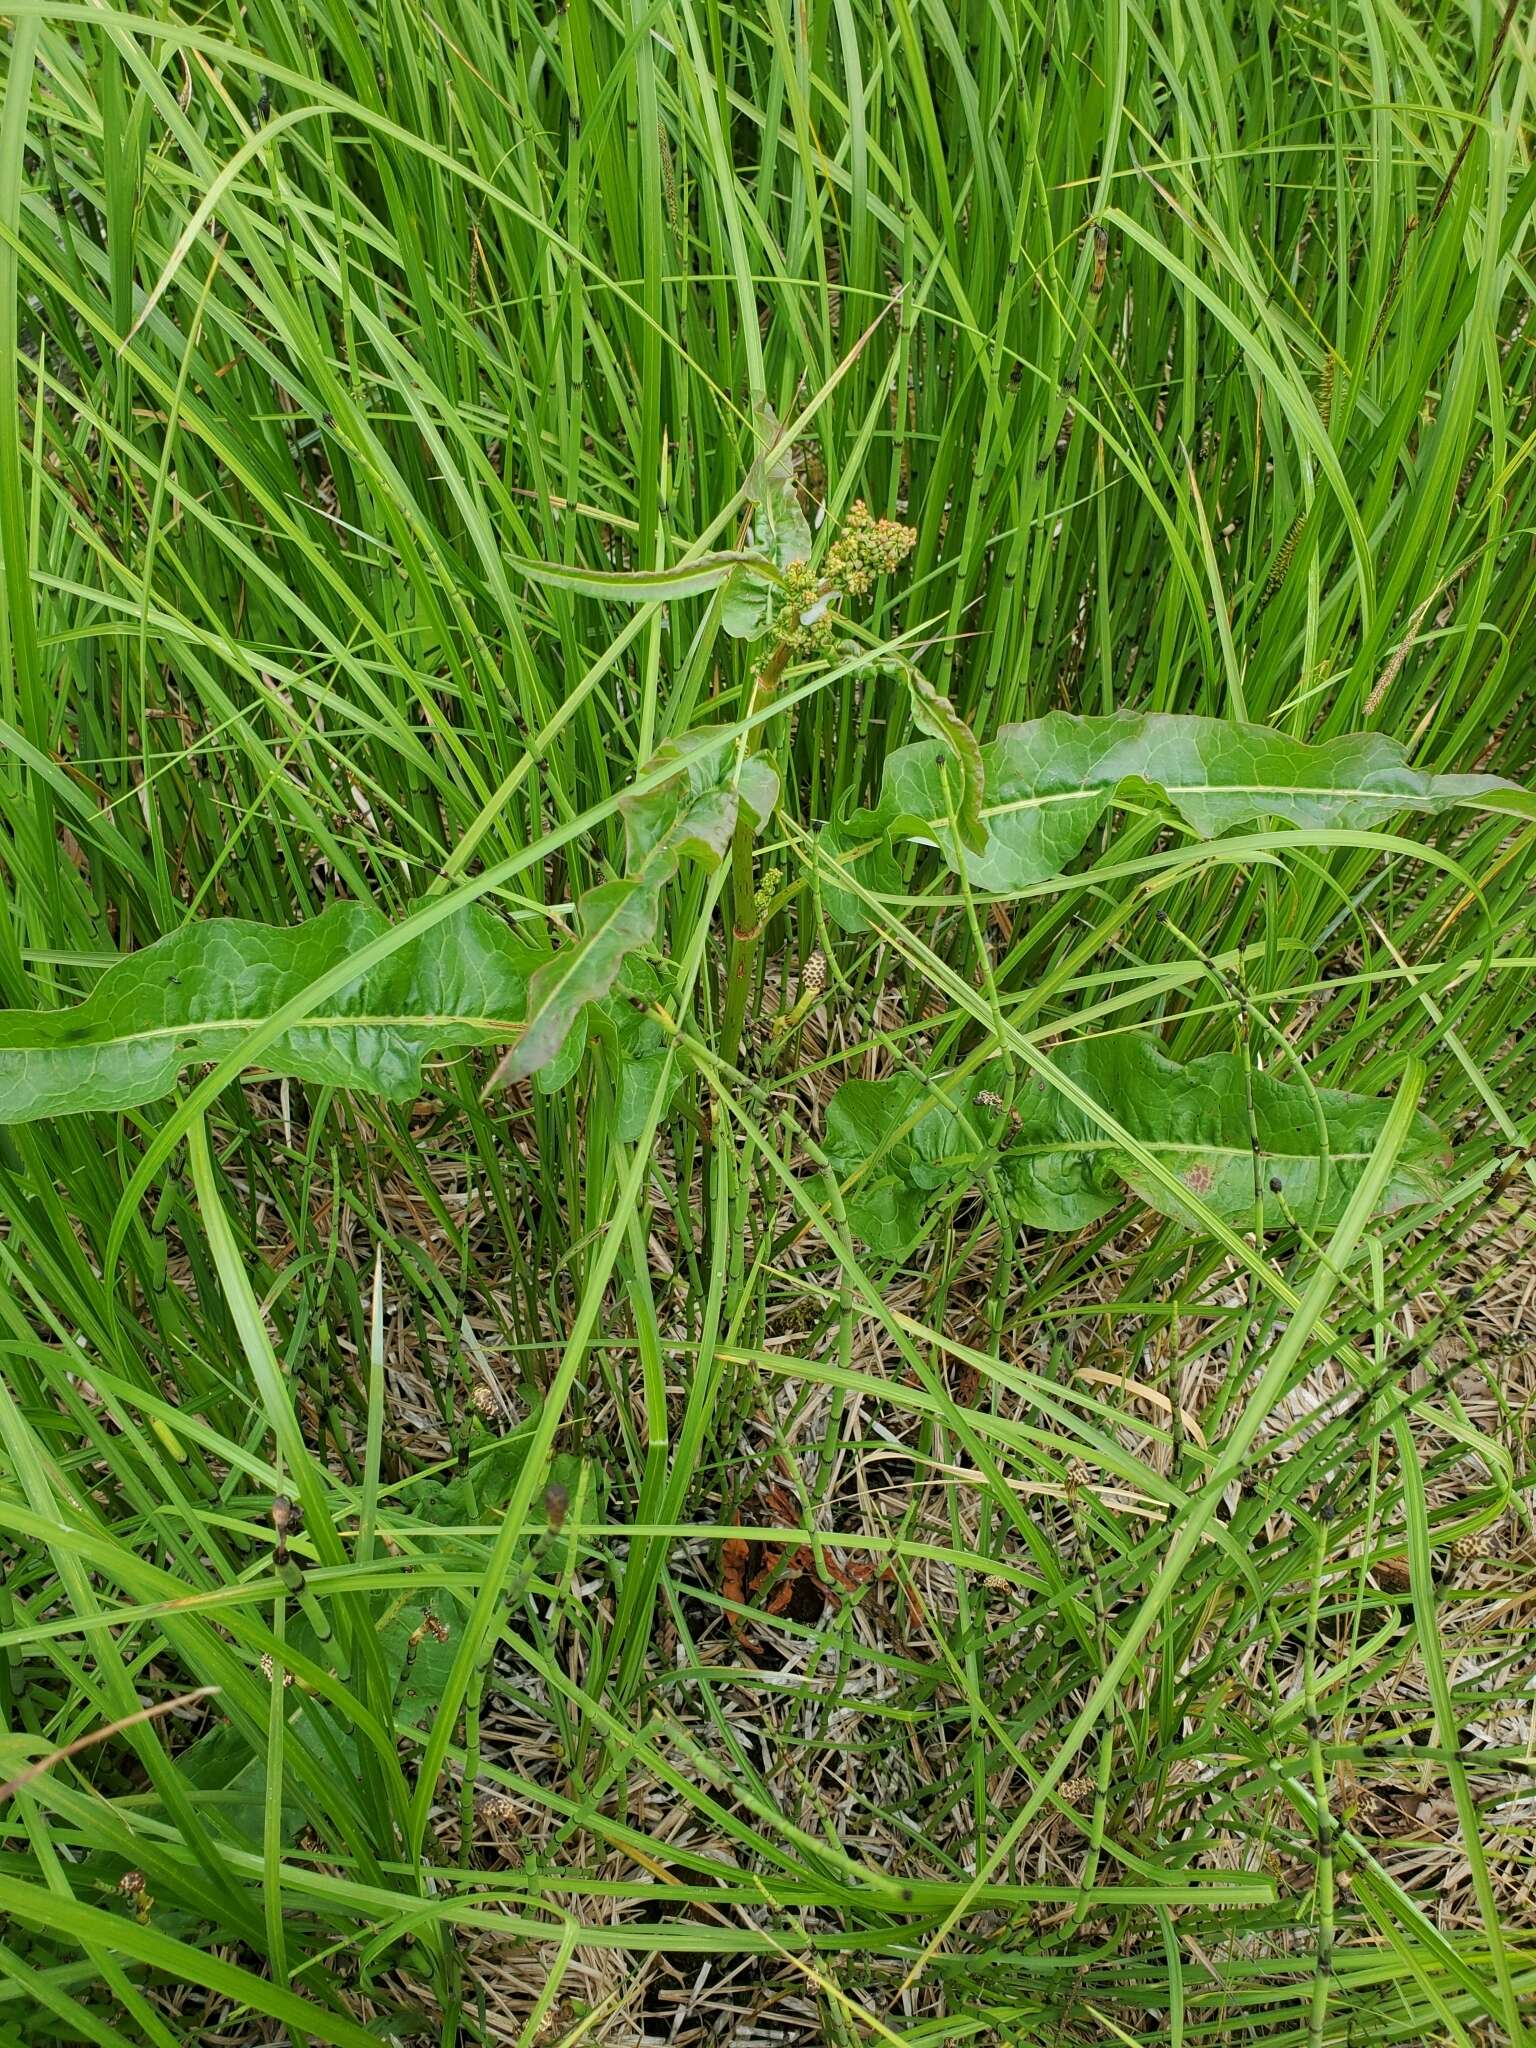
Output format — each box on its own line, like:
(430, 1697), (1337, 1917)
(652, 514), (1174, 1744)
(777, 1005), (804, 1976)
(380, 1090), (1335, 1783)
(825, 1036), (1449, 1254)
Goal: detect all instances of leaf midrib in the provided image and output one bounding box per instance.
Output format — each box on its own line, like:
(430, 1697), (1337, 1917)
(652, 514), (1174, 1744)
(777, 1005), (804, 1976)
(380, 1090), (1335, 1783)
(0, 1013), (525, 1053)
(896, 1137), (1412, 1167)
(971, 781), (1463, 827)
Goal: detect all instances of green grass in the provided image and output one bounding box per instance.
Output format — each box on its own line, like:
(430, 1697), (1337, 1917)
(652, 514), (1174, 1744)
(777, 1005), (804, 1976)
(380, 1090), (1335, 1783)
(2, 0), (1536, 2041)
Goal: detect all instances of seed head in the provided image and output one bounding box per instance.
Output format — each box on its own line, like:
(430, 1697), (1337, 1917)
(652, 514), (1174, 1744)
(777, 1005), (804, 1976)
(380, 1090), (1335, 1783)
(799, 950), (827, 1001)
(260, 1652), (294, 1687)
(119, 1869), (147, 1896)
(1060, 1774), (1096, 1808)
(478, 1790), (520, 1827)
(1453, 1529), (1496, 1564)
(469, 1383), (499, 1423)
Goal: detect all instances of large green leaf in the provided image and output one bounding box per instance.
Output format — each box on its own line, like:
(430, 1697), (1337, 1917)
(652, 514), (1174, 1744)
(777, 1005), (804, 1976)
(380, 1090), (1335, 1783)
(400, 1436), (599, 1542)
(747, 399), (814, 569)
(618, 727), (779, 868)
(0, 731), (783, 1122)
(844, 710), (1534, 898)
(721, 400), (814, 641)
(823, 1036), (1449, 1256)
(0, 902), (546, 1125)
(590, 968), (675, 1142)
(814, 823), (905, 934)
(884, 656), (987, 855)
(495, 729), (779, 1087)
(510, 547), (778, 604)
(499, 875), (668, 1087)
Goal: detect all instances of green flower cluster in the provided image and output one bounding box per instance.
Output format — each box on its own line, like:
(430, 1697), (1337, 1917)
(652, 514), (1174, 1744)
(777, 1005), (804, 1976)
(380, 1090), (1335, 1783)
(824, 499), (918, 597)
(774, 559), (840, 657)
(772, 500), (917, 654)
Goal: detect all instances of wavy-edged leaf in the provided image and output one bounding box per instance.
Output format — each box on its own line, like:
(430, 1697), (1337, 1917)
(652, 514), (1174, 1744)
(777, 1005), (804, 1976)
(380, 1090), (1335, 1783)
(497, 734), (780, 1087)
(618, 726), (779, 869)
(747, 399), (814, 571)
(814, 823), (904, 934)
(603, 1004), (672, 1141)
(497, 876), (665, 1088)
(721, 568), (776, 641)
(0, 902), (547, 1125)
(824, 1036), (1448, 1256)
(510, 548), (781, 604)
(721, 401), (814, 642)
(591, 971), (675, 1141)
(533, 1003), (589, 1094)
(851, 710), (1534, 894)
(891, 657), (986, 854)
